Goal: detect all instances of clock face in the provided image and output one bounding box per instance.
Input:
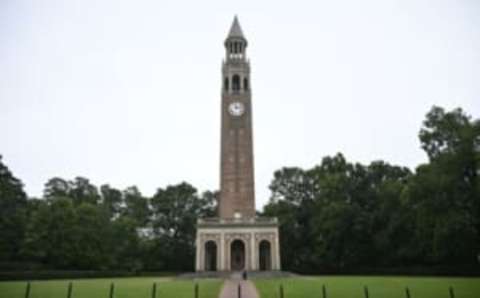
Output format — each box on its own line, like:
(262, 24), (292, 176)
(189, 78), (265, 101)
(228, 101), (245, 117)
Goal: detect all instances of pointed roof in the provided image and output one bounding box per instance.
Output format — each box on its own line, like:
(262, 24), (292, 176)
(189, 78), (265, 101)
(227, 15), (245, 39)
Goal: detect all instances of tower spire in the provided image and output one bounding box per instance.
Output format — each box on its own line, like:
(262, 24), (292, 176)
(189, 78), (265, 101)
(227, 15), (245, 39)
(224, 15), (248, 61)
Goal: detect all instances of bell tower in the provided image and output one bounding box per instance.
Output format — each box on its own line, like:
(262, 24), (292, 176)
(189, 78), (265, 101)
(195, 16), (280, 272)
(219, 16), (255, 219)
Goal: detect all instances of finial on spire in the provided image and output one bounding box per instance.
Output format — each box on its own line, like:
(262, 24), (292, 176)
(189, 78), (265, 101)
(227, 15), (245, 39)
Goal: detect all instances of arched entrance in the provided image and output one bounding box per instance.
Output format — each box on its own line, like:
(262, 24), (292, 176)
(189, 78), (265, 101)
(230, 240), (245, 271)
(204, 241), (217, 271)
(259, 240), (272, 271)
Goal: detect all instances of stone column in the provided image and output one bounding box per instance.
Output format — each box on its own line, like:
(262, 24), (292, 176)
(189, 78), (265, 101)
(195, 233), (202, 271)
(251, 232), (257, 270)
(219, 232), (225, 271)
(245, 237), (251, 270)
(274, 230), (281, 270)
(224, 237), (231, 271)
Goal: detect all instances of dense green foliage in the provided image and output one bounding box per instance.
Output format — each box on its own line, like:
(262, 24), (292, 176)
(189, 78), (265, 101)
(0, 156), (27, 263)
(0, 106), (478, 274)
(0, 278), (222, 298)
(255, 276), (480, 298)
(0, 163), (216, 272)
(263, 106), (479, 273)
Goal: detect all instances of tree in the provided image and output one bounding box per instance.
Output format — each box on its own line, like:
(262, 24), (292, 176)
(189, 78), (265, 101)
(23, 197), (77, 268)
(69, 177), (100, 205)
(0, 155), (27, 262)
(43, 177), (70, 198)
(420, 106), (478, 161)
(71, 203), (111, 269)
(408, 106), (480, 264)
(264, 154), (413, 272)
(264, 167), (316, 271)
(150, 182), (216, 271)
(44, 176), (100, 205)
(100, 184), (123, 218)
(122, 186), (150, 226)
(24, 198), (114, 269)
(108, 216), (142, 271)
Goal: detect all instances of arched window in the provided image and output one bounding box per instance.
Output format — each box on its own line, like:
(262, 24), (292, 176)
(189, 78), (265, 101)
(259, 240), (272, 271)
(224, 77), (229, 91)
(232, 75), (240, 92)
(205, 241), (217, 271)
(243, 78), (249, 91)
(231, 239), (245, 270)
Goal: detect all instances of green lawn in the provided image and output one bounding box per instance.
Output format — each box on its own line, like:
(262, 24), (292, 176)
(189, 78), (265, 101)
(3, 276), (480, 298)
(254, 276), (480, 298)
(0, 277), (223, 298)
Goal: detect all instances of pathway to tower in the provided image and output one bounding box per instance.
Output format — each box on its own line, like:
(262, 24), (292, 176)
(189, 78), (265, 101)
(218, 273), (259, 298)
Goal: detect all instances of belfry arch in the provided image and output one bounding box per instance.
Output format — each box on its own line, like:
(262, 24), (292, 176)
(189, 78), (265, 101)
(232, 74), (241, 91)
(224, 77), (229, 91)
(243, 77), (249, 91)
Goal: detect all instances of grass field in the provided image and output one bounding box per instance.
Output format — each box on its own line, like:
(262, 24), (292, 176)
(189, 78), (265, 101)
(0, 277), (223, 298)
(254, 276), (480, 298)
(2, 276), (480, 298)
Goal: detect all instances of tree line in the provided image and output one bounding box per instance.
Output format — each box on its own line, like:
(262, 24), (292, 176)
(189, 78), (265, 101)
(264, 106), (479, 273)
(0, 106), (478, 274)
(0, 172), (216, 272)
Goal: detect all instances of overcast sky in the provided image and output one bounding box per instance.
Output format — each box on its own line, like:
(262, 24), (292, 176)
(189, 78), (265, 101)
(1, 0), (479, 209)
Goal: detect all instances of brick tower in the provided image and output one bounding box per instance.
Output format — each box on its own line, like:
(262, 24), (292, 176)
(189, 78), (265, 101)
(195, 16), (280, 272)
(219, 16), (256, 219)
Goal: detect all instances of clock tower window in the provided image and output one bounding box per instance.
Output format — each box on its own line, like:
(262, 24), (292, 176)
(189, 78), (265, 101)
(243, 78), (249, 91)
(232, 74), (240, 92)
(224, 77), (229, 91)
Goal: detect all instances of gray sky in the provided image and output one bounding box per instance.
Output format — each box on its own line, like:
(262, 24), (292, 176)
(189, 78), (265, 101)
(1, 0), (479, 209)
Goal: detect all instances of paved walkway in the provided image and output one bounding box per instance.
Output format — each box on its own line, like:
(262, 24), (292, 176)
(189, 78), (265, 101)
(218, 274), (259, 298)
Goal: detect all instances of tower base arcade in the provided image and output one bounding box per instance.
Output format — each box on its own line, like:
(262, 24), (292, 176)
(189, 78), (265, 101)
(195, 217), (281, 271)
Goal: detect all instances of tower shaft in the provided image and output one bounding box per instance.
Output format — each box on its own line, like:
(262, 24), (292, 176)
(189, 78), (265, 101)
(219, 17), (255, 219)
